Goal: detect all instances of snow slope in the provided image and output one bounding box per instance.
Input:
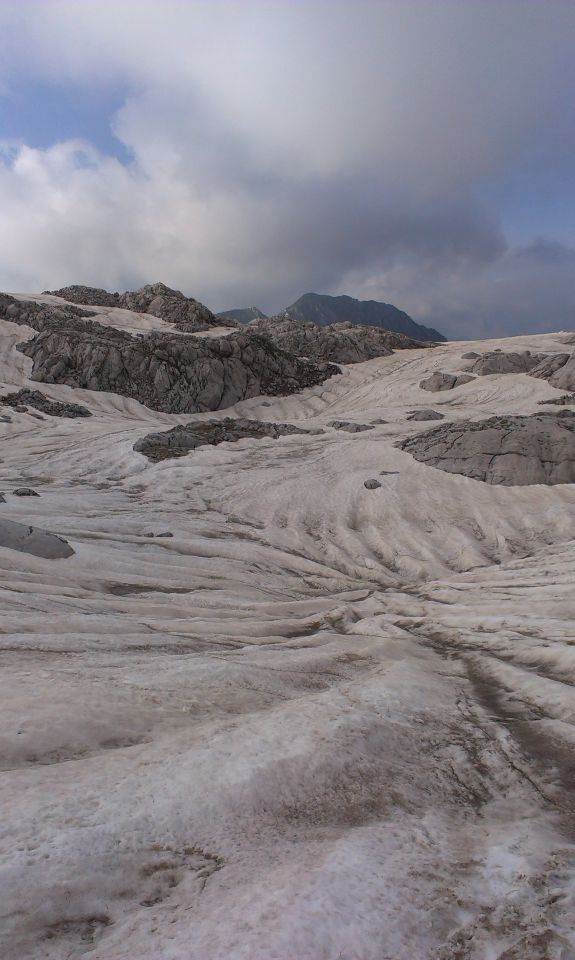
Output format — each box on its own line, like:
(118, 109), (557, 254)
(1, 301), (574, 960)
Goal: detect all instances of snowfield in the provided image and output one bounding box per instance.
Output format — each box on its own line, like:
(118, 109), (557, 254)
(1, 300), (574, 960)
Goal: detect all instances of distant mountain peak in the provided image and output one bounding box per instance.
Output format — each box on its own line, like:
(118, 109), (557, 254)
(283, 292), (446, 342)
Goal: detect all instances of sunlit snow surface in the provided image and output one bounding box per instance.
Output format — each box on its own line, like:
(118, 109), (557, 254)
(1, 300), (574, 960)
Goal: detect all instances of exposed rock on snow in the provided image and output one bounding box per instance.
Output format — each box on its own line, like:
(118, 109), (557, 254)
(18, 322), (339, 414)
(1, 388), (91, 418)
(406, 409), (445, 421)
(45, 282), (235, 332)
(134, 418), (318, 462)
(363, 478), (382, 489)
(469, 350), (546, 375)
(529, 352), (575, 392)
(538, 393), (575, 405)
(43, 284), (120, 307)
(0, 517), (73, 558)
(247, 314), (427, 364)
(329, 420), (374, 433)
(398, 411), (575, 485)
(12, 487), (40, 497)
(0, 292), (94, 331)
(419, 371), (475, 392)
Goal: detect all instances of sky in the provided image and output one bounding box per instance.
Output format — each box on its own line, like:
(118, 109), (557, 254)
(0, 0), (574, 339)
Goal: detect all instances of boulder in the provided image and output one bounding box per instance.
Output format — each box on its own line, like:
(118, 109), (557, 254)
(397, 412), (575, 485)
(407, 409), (445, 421)
(469, 351), (546, 375)
(0, 517), (73, 559)
(329, 420), (374, 433)
(13, 488), (40, 497)
(419, 372), (475, 392)
(364, 479), (382, 489)
(134, 418), (317, 462)
(1, 389), (91, 418)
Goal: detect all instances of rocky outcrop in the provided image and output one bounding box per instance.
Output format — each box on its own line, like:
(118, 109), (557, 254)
(0, 517), (73, 558)
(247, 315), (426, 364)
(397, 411), (575, 485)
(283, 292), (446, 342)
(529, 354), (575, 392)
(1, 389), (91, 418)
(329, 420), (374, 433)
(0, 293), (94, 332)
(134, 418), (317, 462)
(43, 285), (120, 307)
(406, 409), (445, 421)
(45, 282), (236, 333)
(469, 351), (546, 375)
(18, 321), (339, 415)
(217, 307), (268, 324)
(419, 372), (475, 392)
(538, 394), (575, 406)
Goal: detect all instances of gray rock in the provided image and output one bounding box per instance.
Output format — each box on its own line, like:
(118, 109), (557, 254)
(538, 393), (575, 406)
(461, 351), (480, 359)
(43, 285), (120, 307)
(329, 420), (374, 433)
(247, 314), (427, 364)
(134, 418), (318, 462)
(17, 320), (339, 415)
(397, 412), (575, 485)
(470, 350), (546, 375)
(364, 479), (382, 489)
(0, 517), (74, 559)
(371, 418), (388, 425)
(44, 282), (237, 333)
(419, 372), (475, 392)
(1, 389), (91, 418)
(529, 354), (575, 392)
(407, 409), (445, 421)
(0, 293), (95, 332)
(13, 488), (40, 497)
(155, 532), (174, 538)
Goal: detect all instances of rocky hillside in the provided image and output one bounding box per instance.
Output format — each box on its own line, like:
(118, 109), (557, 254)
(14, 308), (338, 414)
(284, 292), (446, 342)
(217, 307), (268, 324)
(248, 314), (429, 364)
(44, 282), (232, 333)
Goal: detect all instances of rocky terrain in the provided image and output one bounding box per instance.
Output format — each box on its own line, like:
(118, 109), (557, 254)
(15, 311), (338, 414)
(45, 282), (233, 332)
(1, 294), (575, 960)
(134, 417), (318, 462)
(0, 388), (91, 418)
(398, 410), (575, 485)
(247, 314), (427, 363)
(217, 306), (268, 324)
(284, 291), (446, 341)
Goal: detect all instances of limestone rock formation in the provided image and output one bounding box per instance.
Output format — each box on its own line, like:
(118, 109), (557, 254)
(419, 372), (475, 392)
(329, 420), (374, 433)
(0, 517), (74, 558)
(217, 307), (268, 324)
(43, 285), (120, 307)
(407, 409), (445, 421)
(45, 282), (236, 332)
(397, 412), (575, 485)
(529, 353), (575, 392)
(0, 293), (94, 332)
(247, 314), (426, 364)
(469, 351), (546, 375)
(283, 292), (446, 342)
(134, 418), (317, 462)
(18, 320), (339, 415)
(1, 389), (91, 418)
(538, 394), (575, 406)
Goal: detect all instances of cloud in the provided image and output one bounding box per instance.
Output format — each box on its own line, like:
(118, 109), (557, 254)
(0, 0), (574, 334)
